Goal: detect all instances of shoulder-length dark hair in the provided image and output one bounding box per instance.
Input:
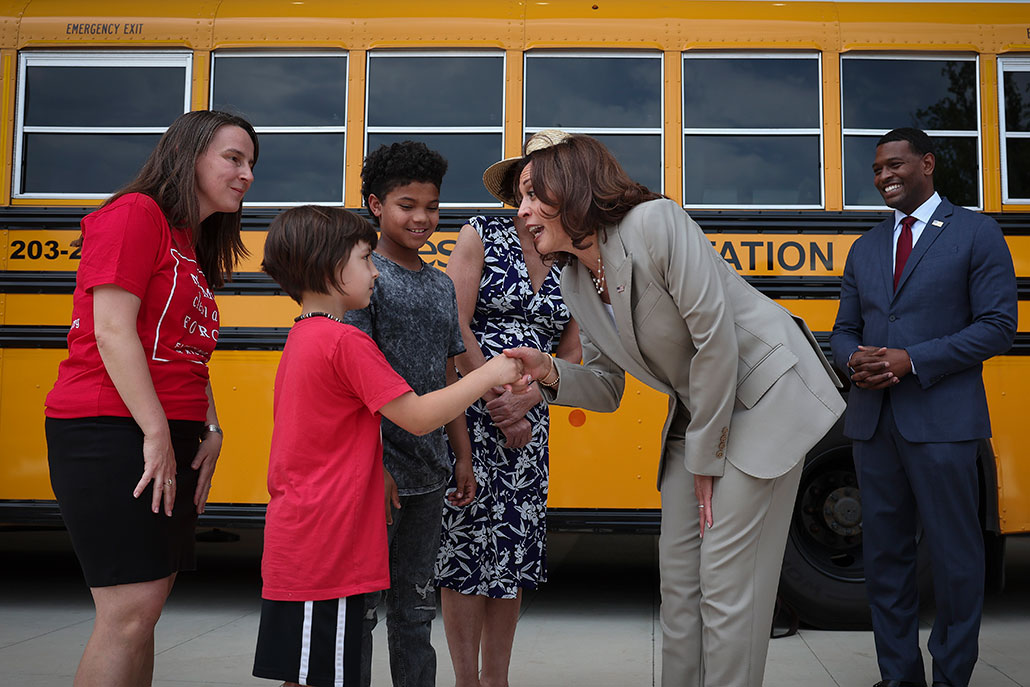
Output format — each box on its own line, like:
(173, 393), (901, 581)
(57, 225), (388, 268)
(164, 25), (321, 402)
(105, 110), (259, 288)
(262, 205), (378, 305)
(526, 134), (662, 261)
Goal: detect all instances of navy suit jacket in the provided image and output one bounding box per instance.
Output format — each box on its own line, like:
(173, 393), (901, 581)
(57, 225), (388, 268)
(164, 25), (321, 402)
(830, 198), (1017, 443)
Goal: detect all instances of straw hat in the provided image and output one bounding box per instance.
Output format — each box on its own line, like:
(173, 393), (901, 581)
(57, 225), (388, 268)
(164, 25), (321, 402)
(482, 129), (572, 205)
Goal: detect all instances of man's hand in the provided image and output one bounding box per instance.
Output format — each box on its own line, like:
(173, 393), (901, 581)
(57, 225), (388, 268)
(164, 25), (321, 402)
(848, 345), (911, 389)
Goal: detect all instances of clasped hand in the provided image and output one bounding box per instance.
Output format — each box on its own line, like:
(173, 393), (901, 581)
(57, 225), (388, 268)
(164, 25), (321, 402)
(480, 350), (537, 448)
(485, 386), (540, 449)
(847, 345), (911, 389)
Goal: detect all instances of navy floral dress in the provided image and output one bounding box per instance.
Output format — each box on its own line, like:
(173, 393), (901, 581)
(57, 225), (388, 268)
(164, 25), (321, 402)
(435, 216), (571, 598)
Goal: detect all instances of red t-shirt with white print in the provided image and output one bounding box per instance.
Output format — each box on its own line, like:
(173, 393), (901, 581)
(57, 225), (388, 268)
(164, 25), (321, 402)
(46, 193), (219, 421)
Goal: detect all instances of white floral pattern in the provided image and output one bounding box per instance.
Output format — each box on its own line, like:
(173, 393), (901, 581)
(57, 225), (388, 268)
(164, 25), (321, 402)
(435, 216), (571, 599)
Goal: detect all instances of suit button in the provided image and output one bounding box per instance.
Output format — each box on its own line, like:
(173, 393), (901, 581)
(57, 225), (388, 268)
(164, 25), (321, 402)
(889, 315), (897, 321)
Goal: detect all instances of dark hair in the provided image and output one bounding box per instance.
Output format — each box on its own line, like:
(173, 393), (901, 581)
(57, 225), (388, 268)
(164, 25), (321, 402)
(262, 205), (378, 305)
(360, 141), (447, 224)
(105, 110), (259, 288)
(501, 157), (528, 208)
(524, 135), (663, 263)
(877, 127), (936, 157)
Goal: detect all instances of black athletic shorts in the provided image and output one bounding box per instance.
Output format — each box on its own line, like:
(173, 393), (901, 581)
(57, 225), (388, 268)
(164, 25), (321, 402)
(253, 595), (366, 687)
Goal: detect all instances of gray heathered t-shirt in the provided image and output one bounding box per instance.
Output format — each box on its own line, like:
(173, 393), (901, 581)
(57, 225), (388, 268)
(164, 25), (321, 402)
(343, 252), (465, 495)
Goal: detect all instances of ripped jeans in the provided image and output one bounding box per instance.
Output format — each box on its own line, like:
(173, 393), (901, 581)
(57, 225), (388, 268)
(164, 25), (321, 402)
(361, 486), (446, 687)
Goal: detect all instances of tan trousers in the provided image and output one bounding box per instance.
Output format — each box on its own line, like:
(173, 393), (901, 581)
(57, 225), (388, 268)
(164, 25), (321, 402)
(658, 454), (803, 687)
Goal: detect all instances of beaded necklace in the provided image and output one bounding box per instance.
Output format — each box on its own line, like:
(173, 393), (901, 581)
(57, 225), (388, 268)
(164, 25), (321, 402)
(294, 311), (345, 324)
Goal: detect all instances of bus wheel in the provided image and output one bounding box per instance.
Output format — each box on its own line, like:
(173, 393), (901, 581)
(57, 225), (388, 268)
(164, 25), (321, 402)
(778, 446), (933, 630)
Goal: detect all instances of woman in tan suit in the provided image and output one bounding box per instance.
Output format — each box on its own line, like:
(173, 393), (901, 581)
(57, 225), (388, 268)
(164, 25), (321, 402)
(497, 131), (845, 687)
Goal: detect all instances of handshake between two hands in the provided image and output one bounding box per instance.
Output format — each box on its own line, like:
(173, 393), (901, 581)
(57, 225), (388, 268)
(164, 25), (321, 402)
(486, 346), (554, 395)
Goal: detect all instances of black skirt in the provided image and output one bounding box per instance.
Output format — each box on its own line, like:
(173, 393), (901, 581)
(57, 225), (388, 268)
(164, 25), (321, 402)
(46, 416), (203, 587)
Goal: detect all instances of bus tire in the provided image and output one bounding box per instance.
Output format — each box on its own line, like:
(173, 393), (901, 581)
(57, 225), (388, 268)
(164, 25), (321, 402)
(778, 441), (931, 630)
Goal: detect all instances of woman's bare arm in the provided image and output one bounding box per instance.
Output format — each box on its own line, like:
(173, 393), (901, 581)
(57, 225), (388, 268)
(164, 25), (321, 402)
(93, 285), (177, 516)
(555, 317), (582, 364)
(191, 382), (222, 514)
(446, 224), (489, 377)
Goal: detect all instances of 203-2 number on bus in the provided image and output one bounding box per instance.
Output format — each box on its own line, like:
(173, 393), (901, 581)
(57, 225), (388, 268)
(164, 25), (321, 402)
(9, 239), (80, 260)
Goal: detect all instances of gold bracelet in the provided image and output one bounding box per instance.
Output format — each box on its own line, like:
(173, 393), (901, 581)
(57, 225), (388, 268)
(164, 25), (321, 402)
(539, 355), (560, 389)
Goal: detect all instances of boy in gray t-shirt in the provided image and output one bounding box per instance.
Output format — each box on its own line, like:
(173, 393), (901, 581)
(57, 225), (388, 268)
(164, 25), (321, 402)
(345, 141), (474, 687)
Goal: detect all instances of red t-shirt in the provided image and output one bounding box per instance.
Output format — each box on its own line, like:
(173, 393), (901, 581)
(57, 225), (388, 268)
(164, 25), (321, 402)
(261, 317), (412, 601)
(45, 193), (219, 421)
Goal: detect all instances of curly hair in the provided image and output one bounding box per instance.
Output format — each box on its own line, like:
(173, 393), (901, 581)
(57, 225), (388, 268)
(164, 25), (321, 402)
(360, 141), (448, 224)
(878, 127), (936, 158)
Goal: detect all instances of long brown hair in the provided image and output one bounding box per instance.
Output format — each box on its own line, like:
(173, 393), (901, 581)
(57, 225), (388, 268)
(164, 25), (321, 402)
(526, 134), (662, 263)
(105, 110), (259, 288)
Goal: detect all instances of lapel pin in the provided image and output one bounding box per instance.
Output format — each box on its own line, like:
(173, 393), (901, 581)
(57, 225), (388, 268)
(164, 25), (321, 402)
(616, 284), (625, 294)
(932, 220), (944, 227)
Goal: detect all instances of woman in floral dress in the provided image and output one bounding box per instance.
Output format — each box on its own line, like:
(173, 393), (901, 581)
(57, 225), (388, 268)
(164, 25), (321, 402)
(437, 199), (580, 687)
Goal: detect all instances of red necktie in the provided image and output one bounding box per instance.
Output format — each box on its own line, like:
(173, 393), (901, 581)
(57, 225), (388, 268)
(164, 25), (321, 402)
(894, 216), (915, 291)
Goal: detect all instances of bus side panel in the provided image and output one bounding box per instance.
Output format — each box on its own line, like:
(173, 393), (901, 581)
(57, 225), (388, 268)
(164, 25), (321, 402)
(984, 358), (1030, 534)
(205, 351), (279, 504)
(0, 348), (64, 499)
(0, 348), (282, 505)
(547, 376), (664, 510)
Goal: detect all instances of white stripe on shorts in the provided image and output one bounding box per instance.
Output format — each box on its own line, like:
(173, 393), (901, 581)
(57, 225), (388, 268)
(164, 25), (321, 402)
(335, 598), (347, 687)
(299, 600), (313, 685)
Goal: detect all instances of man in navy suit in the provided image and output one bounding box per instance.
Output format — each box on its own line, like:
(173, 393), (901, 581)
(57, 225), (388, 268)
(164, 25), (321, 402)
(831, 128), (1017, 687)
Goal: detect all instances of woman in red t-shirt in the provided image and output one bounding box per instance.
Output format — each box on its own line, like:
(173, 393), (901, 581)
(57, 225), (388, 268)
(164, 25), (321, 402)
(44, 110), (258, 687)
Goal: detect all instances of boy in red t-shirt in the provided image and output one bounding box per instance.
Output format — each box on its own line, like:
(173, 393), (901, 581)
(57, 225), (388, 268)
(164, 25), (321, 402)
(253, 205), (528, 687)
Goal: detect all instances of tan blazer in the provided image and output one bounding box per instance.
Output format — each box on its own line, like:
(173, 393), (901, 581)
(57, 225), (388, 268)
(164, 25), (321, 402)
(546, 199), (845, 482)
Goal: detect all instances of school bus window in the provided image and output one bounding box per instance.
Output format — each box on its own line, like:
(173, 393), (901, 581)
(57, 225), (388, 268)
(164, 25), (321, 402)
(366, 52), (504, 206)
(24, 133), (162, 195)
(524, 52), (663, 193)
(841, 55), (980, 209)
(998, 56), (1030, 203)
(682, 54), (822, 208)
(211, 53), (347, 205)
(14, 52), (191, 198)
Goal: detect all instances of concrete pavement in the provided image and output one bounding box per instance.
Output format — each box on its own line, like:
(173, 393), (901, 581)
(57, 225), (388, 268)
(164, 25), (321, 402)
(0, 528), (1027, 686)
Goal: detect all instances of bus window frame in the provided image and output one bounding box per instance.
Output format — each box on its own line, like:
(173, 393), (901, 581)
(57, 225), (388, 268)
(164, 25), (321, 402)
(210, 50), (349, 208)
(13, 50), (193, 200)
(998, 55), (1030, 205)
(840, 52), (983, 211)
(364, 49), (506, 209)
(680, 51), (824, 211)
(523, 49), (665, 196)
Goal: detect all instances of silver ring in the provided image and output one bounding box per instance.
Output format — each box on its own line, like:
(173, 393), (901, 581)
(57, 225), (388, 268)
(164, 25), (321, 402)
(698, 505), (705, 510)
(165, 479), (174, 486)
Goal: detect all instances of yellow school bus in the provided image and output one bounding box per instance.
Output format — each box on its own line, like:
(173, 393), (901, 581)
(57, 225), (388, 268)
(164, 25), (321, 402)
(1, 0), (1028, 627)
